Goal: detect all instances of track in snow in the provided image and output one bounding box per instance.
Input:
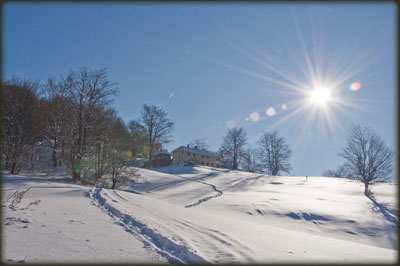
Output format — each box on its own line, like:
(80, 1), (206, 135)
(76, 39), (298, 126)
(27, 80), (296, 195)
(89, 188), (208, 264)
(175, 173), (223, 208)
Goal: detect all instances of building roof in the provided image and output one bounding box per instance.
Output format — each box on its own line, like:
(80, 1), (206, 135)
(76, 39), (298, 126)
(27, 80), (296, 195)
(152, 150), (171, 156)
(171, 146), (218, 157)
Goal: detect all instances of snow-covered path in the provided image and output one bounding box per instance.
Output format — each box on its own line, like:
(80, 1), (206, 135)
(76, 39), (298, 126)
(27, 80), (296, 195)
(2, 173), (167, 264)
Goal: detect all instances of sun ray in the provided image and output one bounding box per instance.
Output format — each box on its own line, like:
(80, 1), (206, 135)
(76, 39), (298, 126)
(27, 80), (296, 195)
(177, 46), (305, 93)
(290, 7), (318, 87)
(219, 38), (308, 93)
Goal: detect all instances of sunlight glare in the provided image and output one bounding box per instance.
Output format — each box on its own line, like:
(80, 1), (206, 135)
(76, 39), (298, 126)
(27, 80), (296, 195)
(310, 87), (331, 105)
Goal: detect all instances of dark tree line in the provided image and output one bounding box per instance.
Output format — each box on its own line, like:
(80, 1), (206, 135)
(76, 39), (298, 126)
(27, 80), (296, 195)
(3, 78), (40, 174)
(2, 67), (174, 189)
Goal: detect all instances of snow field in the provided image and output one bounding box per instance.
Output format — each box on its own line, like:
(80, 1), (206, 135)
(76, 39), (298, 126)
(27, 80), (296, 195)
(2, 166), (398, 263)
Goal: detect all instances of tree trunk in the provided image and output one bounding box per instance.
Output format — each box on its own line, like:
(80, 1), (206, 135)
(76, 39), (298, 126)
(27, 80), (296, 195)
(10, 161), (18, 174)
(112, 177), (116, 189)
(10, 148), (20, 174)
(5, 155), (10, 170)
(52, 140), (58, 167)
(71, 152), (81, 180)
(364, 183), (369, 196)
(111, 168), (117, 189)
(29, 147), (35, 172)
(149, 146), (153, 168)
(232, 152), (238, 170)
(61, 141), (65, 161)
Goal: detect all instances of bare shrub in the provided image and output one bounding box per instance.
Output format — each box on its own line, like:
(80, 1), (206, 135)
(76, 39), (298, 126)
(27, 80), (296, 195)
(6, 188), (31, 208)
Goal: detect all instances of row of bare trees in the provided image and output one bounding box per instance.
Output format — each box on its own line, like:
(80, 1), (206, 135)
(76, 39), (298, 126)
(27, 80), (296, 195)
(218, 126), (292, 176)
(2, 67), (175, 189)
(217, 123), (394, 196)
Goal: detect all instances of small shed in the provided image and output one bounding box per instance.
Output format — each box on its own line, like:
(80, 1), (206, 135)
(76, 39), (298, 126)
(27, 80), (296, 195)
(149, 149), (172, 168)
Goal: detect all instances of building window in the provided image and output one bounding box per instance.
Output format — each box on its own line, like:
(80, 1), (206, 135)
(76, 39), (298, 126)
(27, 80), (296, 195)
(202, 155), (204, 158)
(188, 153), (190, 156)
(206, 163), (209, 166)
(193, 154), (196, 157)
(206, 156), (209, 159)
(201, 162), (204, 165)
(217, 165), (219, 168)
(181, 151), (184, 155)
(211, 164), (214, 167)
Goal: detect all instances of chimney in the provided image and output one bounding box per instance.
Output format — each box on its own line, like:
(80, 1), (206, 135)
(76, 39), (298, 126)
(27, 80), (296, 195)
(195, 145), (198, 150)
(187, 144), (189, 148)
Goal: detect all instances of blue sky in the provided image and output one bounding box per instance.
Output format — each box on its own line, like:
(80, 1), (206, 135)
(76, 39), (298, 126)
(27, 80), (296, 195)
(3, 3), (397, 179)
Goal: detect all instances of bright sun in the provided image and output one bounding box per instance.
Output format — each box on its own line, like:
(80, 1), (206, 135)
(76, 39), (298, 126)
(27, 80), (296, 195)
(310, 87), (331, 105)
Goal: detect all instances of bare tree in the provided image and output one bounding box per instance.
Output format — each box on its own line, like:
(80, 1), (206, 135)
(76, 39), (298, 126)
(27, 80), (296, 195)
(190, 138), (210, 150)
(257, 130), (292, 176)
(62, 67), (118, 180)
(85, 108), (119, 183)
(106, 118), (131, 189)
(241, 148), (260, 173)
(220, 127), (247, 170)
(127, 119), (147, 159)
(139, 104), (174, 168)
(3, 77), (39, 174)
(339, 124), (394, 196)
(322, 164), (349, 178)
(40, 78), (70, 167)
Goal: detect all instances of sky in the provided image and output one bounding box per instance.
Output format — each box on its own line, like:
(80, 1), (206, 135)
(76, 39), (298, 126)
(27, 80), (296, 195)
(3, 2), (397, 179)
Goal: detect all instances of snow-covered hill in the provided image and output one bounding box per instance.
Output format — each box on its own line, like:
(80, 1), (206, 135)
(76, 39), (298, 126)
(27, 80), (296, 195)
(2, 166), (398, 263)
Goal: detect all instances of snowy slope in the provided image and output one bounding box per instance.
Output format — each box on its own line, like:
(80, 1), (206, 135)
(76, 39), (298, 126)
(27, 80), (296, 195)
(2, 166), (398, 263)
(2, 173), (167, 263)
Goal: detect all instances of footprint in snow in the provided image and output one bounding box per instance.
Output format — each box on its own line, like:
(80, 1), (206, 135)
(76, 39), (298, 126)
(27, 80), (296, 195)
(5, 217), (31, 225)
(69, 219), (85, 225)
(7, 258), (26, 263)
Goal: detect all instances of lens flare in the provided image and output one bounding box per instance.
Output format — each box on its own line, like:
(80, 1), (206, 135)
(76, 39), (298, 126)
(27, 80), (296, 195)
(281, 104), (287, 110)
(349, 82), (362, 91)
(250, 112), (260, 122)
(266, 107), (276, 117)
